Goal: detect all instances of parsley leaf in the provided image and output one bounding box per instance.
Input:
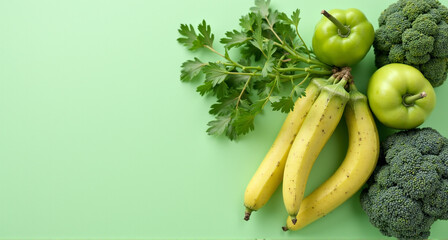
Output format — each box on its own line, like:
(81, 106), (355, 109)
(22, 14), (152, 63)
(196, 81), (213, 96)
(268, 9), (279, 26)
(291, 9), (301, 27)
(250, 16), (264, 53)
(274, 23), (296, 44)
(207, 116), (232, 136)
(214, 82), (229, 99)
(278, 9), (301, 27)
(262, 57), (275, 77)
(197, 20), (214, 47)
(292, 85), (306, 98)
(250, 99), (266, 114)
(177, 24), (200, 50)
(239, 13), (255, 32)
(251, 0), (270, 18)
(271, 96), (295, 113)
(209, 96), (237, 116)
(220, 30), (251, 49)
(180, 58), (204, 81)
(203, 63), (228, 87)
(234, 110), (255, 136)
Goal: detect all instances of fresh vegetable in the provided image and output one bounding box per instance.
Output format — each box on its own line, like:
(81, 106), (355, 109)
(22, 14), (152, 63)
(373, 0), (448, 87)
(360, 127), (448, 240)
(244, 76), (334, 220)
(367, 63), (436, 129)
(282, 71), (350, 224)
(283, 81), (379, 231)
(177, 0), (333, 140)
(313, 8), (375, 67)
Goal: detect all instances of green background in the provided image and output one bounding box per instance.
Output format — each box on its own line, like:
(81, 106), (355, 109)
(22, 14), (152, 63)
(0, 0), (447, 239)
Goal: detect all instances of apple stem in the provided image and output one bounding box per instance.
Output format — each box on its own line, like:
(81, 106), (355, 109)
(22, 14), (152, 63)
(403, 92), (427, 106)
(321, 10), (351, 37)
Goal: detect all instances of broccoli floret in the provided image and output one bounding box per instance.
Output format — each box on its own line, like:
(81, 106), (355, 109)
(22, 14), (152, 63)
(374, 0), (448, 87)
(379, 1), (408, 26)
(373, 27), (393, 52)
(423, 179), (448, 219)
(440, 4), (448, 21)
(412, 14), (439, 36)
(402, 29), (434, 56)
(413, 126), (447, 154)
(405, 51), (431, 65)
(425, 0), (443, 8)
(420, 58), (448, 87)
(429, 8), (443, 23)
(373, 47), (391, 68)
(360, 128), (448, 240)
(385, 12), (412, 43)
(433, 21), (448, 57)
(403, 0), (432, 22)
(374, 165), (395, 187)
(389, 44), (406, 62)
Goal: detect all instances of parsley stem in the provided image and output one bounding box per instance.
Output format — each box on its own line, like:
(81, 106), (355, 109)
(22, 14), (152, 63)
(265, 17), (284, 45)
(235, 75), (253, 110)
(273, 42), (330, 69)
(263, 75), (280, 108)
(204, 45), (226, 58)
(225, 69), (331, 79)
(222, 63), (262, 71)
(204, 45), (245, 69)
(297, 72), (311, 86)
(294, 25), (311, 59)
(276, 67), (332, 75)
(290, 73), (310, 98)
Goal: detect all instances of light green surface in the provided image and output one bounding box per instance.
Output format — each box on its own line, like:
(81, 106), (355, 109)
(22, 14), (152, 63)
(0, 0), (447, 239)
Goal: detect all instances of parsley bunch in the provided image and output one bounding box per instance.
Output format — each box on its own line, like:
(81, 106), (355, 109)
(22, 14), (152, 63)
(178, 0), (333, 140)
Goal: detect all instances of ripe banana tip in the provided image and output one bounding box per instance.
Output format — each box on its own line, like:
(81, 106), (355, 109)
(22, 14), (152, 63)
(244, 211), (251, 221)
(282, 226), (289, 232)
(244, 208), (253, 221)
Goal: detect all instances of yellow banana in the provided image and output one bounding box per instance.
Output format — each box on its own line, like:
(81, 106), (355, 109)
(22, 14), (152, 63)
(282, 79), (349, 224)
(283, 82), (379, 231)
(243, 77), (333, 221)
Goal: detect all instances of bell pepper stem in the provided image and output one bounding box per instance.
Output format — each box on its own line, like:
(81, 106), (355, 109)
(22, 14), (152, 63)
(403, 92), (427, 106)
(321, 10), (351, 37)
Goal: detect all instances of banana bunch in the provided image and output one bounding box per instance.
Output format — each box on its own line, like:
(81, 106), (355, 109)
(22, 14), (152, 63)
(243, 69), (379, 230)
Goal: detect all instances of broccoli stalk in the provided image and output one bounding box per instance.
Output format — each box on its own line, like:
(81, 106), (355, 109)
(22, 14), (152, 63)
(374, 0), (448, 87)
(360, 127), (448, 240)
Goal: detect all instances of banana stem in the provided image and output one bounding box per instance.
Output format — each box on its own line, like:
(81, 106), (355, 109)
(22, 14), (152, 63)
(326, 76), (337, 84)
(337, 78), (348, 87)
(348, 81), (358, 91)
(403, 92), (427, 106)
(332, 67), (352, 84)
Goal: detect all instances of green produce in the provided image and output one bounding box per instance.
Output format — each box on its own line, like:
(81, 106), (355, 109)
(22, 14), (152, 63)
(360, 128), (448, 240)
(373, 0), (448, 87)
(313, 9), (374, 67)
(177, 0), (334, 140)
(367, 63), (436, 129)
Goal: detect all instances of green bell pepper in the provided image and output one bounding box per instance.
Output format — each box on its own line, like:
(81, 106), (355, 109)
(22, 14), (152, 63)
(367, 63), (436, 129)
(312, 8), (374, 67)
